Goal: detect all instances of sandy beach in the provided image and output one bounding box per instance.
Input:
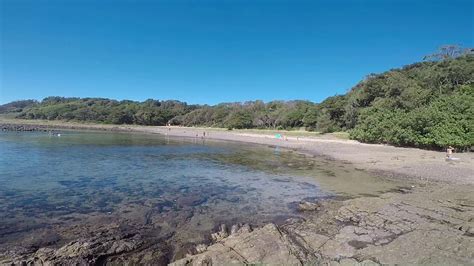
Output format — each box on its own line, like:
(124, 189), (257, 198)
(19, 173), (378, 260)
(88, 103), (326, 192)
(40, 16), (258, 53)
(1, 119), (474, 265)
(2, 119), (473, 185)
(152, 126), (474, 185)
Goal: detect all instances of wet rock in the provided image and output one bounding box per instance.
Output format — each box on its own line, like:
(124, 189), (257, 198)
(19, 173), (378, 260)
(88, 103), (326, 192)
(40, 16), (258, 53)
(194, 244), (208, 254)
(0, 123), (49, 132)
(238, 223), (252, 234)
(23, 230), (61, 249)
(3, 180), (473, 265)
(2, 228), (145, 265)
(176, 195), (205, 207)
(211, 224), (229, 241)
(171, 184), (474, 265)
(170, 223), (305, 266)
(297, 201), (322, 212)
(51, 238), (140, 263)
(230, 224), (240, 235)
(227, 223), (253, 237)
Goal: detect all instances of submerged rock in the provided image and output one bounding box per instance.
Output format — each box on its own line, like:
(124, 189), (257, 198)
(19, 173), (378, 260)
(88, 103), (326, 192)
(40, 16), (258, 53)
(297, 201), (322, 212)
(176, 195), (205, 208)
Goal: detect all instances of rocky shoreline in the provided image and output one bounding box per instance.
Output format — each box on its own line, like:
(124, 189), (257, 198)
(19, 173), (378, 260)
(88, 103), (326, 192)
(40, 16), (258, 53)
(0, 122), (127, 132)
(1, 123), (51, 132)
(172, 183), (474, 265)
(3, 182), (473, 265)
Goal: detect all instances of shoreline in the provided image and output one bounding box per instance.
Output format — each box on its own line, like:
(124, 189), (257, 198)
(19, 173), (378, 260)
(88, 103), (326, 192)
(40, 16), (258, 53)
(2, 119), (473, 185)
(1, 119), (474, 265)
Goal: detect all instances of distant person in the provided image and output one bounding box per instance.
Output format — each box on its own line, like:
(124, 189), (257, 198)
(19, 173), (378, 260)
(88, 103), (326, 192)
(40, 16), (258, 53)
(203, 131), (206, 137)
(446, 146), (454, 159)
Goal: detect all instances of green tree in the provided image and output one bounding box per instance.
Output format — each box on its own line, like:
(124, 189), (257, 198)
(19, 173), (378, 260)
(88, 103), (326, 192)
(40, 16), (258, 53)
(225, 111), (253, 129)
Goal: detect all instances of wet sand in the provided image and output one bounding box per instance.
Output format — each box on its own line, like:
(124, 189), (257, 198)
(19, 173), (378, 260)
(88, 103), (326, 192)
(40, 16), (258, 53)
(1, 120), (473, 265)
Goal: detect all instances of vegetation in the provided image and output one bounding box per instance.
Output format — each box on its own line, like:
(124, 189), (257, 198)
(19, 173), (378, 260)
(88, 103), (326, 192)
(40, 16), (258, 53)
(1, 46), (473, 150)
(350, 85), (473, 149)
(347, 52), (473, 150)
(0, 100), (38, 113)
(169, 100), (318, 130)
(13, 97), (198, 126)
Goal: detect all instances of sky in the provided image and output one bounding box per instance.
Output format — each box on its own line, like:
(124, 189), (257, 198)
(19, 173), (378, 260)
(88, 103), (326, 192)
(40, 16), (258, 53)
(0, 0), (473, 105)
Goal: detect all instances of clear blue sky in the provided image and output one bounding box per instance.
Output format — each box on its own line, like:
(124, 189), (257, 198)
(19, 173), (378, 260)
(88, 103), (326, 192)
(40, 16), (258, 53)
(1, 0), (472, 105)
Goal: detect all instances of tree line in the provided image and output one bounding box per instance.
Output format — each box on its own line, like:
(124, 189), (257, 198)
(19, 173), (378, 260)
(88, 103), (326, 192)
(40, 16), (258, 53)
(10, 98), (198, 126)
(1, 47), (473, 150)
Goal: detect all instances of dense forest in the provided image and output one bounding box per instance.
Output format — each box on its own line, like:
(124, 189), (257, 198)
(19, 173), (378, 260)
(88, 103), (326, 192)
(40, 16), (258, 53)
(10, 98), (199, 126)
(1, 47), (473, 150)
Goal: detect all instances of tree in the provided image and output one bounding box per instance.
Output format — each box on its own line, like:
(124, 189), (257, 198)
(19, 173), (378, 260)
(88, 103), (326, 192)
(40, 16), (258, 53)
(225, 111), (253, 129)
(5, 52), (472, 151)
(316, 109), (334, 133)
(423, 45), (473, 61)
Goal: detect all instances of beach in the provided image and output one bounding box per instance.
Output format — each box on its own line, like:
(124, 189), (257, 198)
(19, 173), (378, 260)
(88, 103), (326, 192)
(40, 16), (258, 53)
(2, 119), (473, 185)
(1, 119), (473, 265)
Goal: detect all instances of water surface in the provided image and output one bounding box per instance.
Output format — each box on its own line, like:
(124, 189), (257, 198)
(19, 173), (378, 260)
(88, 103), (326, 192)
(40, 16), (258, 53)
(0, 130), (406, 258)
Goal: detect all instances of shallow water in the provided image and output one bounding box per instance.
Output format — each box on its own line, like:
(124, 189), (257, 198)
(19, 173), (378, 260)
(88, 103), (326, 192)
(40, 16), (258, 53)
(0, 130), (406, 259)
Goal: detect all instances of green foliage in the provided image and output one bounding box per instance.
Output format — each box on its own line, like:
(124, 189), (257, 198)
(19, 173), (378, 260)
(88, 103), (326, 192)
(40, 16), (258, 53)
(14, 98), (196, 126)
(225, 111), (254, 129)
(350, 85), (474, 149)
(2, 52), (473, 150)
(315, 108), (338, 133)
(172, 100), (319, 130)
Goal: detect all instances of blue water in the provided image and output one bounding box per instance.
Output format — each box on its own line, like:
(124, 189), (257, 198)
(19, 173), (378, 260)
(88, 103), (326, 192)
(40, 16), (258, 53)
(0, 130), (405, 259)
(0, 131), (337, 248)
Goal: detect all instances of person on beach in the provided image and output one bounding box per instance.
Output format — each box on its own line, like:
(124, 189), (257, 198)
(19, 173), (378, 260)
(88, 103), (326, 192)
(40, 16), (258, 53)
(203, 131), (206, 137)
(446, 146), (454, 159)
